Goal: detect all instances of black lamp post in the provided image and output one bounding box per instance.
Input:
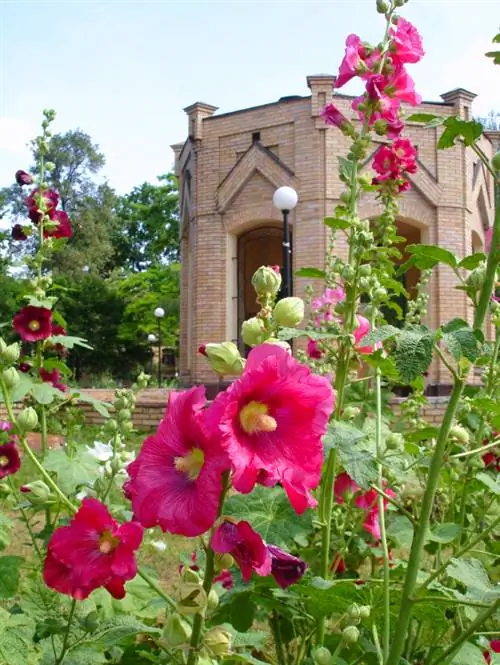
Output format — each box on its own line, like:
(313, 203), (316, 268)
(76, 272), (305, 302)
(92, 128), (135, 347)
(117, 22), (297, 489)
(154, 307), (165, 387)
(147, 333), (156, 376)
(272, 186), (298, 297)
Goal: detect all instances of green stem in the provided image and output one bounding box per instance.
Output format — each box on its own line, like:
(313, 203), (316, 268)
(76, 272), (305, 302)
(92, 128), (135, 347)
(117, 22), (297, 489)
(375, 370), (391, 661)
(270, 612), (287, 665)
(137, 568), (177, 611)
(40, 405), (48, 459)
(430, 599), (500, 665)
(369, 484), (417, 526)
(55, 599), (76, 665)
(474, 204), (500, 332)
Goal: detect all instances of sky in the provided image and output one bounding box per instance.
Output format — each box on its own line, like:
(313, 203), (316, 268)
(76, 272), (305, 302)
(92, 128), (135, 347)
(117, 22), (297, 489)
(0, 0), (499, 195)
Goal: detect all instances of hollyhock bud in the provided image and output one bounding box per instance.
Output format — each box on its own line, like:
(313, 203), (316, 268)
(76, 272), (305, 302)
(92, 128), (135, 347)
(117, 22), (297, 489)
(215, 553), (234, 571)
(11, 224), (28, 241)
(359, 605), (371, 619)
(386, 432), (404, 450)
(2, 342), (20, 364)
(348, 603), (362, 624)
(492, 151), (500, 172)
(17, 407), (39, 432)
(182, 567), (202, 584)
(273, 297), (305, 327)
(2, 367), (19, 389)
(342, 625), (360, 645)
(251, 265), (282, 298)
(20, 480), (51, 504)
(207, 588), (219, 610)
(15, 170), (33, 186)
(164, 613), (192, 647)
(449, 425), (470, 445)
(313, 647), (332, 665)
(202, 342), (245, 377)
(307, 339), (323, 360)
(203, 628), (233, 657)
(267, 544), (307, 588)
(177, 582), (208, 616)
(241, 317), (267, 347)
(376, 0), (389, 12)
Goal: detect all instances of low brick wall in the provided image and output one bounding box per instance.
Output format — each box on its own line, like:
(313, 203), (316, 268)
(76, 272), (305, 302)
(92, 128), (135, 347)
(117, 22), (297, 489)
(1, 388), (449, 431)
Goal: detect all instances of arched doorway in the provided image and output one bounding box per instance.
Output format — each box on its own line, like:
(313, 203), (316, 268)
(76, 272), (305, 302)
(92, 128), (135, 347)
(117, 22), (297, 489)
(237, 225), (291, 351)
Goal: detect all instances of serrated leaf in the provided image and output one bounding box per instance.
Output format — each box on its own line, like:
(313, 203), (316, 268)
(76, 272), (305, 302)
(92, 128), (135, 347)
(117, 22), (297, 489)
(451, 642), (488, 665)
(295, 578), (366, 618)
(359, 324), (401, 346)
(0, 608), (38, 665)
(446, 557), (500, 603)
(71, 391), (111, 419)
(485, 50), (500, 64)
(50, 335), (93, 350)
(295, 267), (326, 279)
(224, 486), (313, 549)
(324, 217), (350, 230)
(407, 113), (445, 128)
(387, 514), (414, 548)
(438, 116), (484, 149)
(440, 318), (480, 362)
(428, 523), (463, 544)
(5, 375), (35, 404)
(324, 422), (377, 489)
(0, 556), (23, 598)
(0, 514), (13, 551)
(394, 325), (434, 384)
(41, 358), (72, 377)
(475, 472), (500, 495)
(44, 448), (101, 495)
(80, 616), (160, 650)
(459, 253), (487, 270)
(407, 244), (458, 269)
(31, 381), (64, 405)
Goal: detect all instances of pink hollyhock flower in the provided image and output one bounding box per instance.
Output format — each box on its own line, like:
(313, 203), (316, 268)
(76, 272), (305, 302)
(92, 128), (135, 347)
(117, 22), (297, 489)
(336, 35), (380, 88)
(214, 569), (234, 589)
(335, 472), (360, 502)
(324, 286), (346, 303)
(26, 188), (59, 224)
(211, 520), (272, 582)
(0, 442), (21, 479)
(43, 497), (143, 600)
(389, 17), (424, 66)
(307, 339), (323, 360)
(11, 224), (28, 241)
(15, 170), (33, 186)
(387, 67), (422, 105)
(206, 344), (334, 514)
(267, 544), (307, 589)
(13, 306), (53, 342)
(43, 210), (72, 240)
(125, 387), (229, 537)
(353, 315), (381, 354)
(0, 421), (13, 432)
(320, 102), (351, 132)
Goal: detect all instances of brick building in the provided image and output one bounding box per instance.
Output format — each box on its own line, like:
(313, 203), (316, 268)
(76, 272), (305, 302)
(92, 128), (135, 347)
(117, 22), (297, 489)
(172, 75), (496, 394)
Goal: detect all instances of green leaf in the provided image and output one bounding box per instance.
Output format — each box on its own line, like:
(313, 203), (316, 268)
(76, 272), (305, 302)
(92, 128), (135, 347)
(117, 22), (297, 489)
(485, 50), (500, 65)
(394, 325), (434, 384)
(277, 328), (338, 342)
(324, 422), (378, 489)
(451, 642), (488, 665)
(44, 448), (101, 495)
(407, 244), (458, 269)
(405, 427), (439, 442)
(475, 472), (500, 495)
(41, 358), (72, 377)
(446, 557), (500, 603)
(0, 556), (23, 599)
(229, 629), (268, 650)
(227, 592), (256, 632)
(428, 523), (463, 544)
(80, 616), (160, 650)
(0, 514), (13, 551)
(387, 515), (414, 549)
(295, 267), (326, 279)
(407, 113), (445, 127)
(4, 375), (35, 404)
(459, 253), (487, 270)
(359, 324), (401, 346)
(295, 578), (366, 618)
(224, 486), (313, 549)
(226, 654), (271, 665)
(31, 381), (64, 405)
(438, 116), (484, 149)
(0, 608), (38, 665)
(324, 217), (350, 230)
(50, 334), (93, 350)
(439, 319), (480, 362)
(71, 391), (111, 419)
(338, 156), (355, 181)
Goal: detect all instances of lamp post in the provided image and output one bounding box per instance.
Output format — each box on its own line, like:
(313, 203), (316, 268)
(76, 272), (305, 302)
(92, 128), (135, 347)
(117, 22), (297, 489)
(147, 333), (156, 376)
(154, 308), (165, 387)
(272, 186), (298, 298)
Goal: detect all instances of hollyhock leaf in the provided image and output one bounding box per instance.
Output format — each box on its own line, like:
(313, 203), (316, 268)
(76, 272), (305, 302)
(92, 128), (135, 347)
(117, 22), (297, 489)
(324, 422), (378, 489)
(228, 654), (272, 665)
(41, 358), (72, 377)
(0, 556), (23, 598)
(324, 217), (350, 230)
(405, 427), (439, 442)
(439, 319), (480, 362)
(394, 325), (434, 384)
(338, 156), (355, 181)
(71, 391), (112, 419)
(358, 324), (401, 346)
(387, 515), (414, 549)
(227, 592), (256, 632)
(224, 486), (313, 549)
(295, 267), (326, 279)
(31, 381), (63, 405)
(79, 616), (160, 650)
(44, 448), (101, 495)
(277, 328), (338, 341)
(50, 334), (93, 350)
(485, 50), (500, 64)
(295, 578), (366, 619)
(407, 113), (444, 127)
(229, 629), (268, 650)
(0, 375), (33, 404)
(0, 608), (37, 665)
(26, 296), (58, 309)
(459, 253), (487, 270)
(446, 557), (500, 603)
(475, 473), (500, 495)
(428, 523), (464, 544)
(0, 514), (13, 551)
(406, 244), (458, 269)
(439, 117), (484, 149)
(451, 642), (489, 665)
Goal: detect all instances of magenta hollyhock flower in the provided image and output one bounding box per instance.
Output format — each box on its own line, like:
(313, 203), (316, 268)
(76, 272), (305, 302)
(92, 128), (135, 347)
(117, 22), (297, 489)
(0, 442), (21, 479)
(389, 17), (424, 66)
(387, 67), (422, 105)
(206, 344), (334, 514)
(39, 367), (68, 393)
(213, 569), (234, 589)
(15, 170), (33, 186)
(307, 339), (323, 360)
(126, 387), (229, 537)
(18, 362), (31, 373)
(11, 224), (28, 241)
(43, 497), (143, 600)
(0, 421), (13, 432)
(43, 210), (72, 240)
(335, 34), (380, 88)
(353, 315), (381, 354)
(267, 544), (307, 589)
(320, 102), (350, 130)
(211, 520), (272, 582)
(13, 306), (53, 343)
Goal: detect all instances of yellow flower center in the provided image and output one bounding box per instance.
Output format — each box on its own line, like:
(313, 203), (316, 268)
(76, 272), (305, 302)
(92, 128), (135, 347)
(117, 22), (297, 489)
(0, 455), (9, 467)
(174, 447), (205, 481)
(28, 320), (40, 331)
(239, 401), (277, 434)
(98, 531), (120, 554)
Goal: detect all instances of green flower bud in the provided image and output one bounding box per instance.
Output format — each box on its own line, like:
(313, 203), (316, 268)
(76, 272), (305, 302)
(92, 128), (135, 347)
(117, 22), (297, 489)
(386, 432), (404, 450)
(117, 409), (132, 422)
(201, 342), (245, 377)
(342, 625), (360, 645)
(251, 265), (282, 297)
(449, 424), (470, 445)
(21, 480), (51, 505)
(103, 419), (119, 434)
(2, 343), (20, 364)
(262, 338), (292, 353)
(312, 647), (332, 665)
(207, 588), (219, 610)
(119, 421), (134, 435)
(343, 406), (360, 419)
(177, 583), (208, 616)
(376, 0), (389, 12)
(0, 482), (12, 499)
(136, 371), (149, 389)
(164, 613), (192, 647)
(273, 297), (305, 327)
(110, 457), (123, 475)
(359, 605), (371, 619)
(45, 161), (56, 172)
(373, 118), (388, 135)
(2, 367), (19, 389)
(492, 151), (500, 172)
(203, 628), (232, 657)
(182, 567), (202, 584)
(359, 264), (372, 277)
(347, 603), (361, 624)
(241, 317), (266, 347)
(16, 407), (39, 432)
(215, 553), (234, 571)
(114, 397), (127, 410)
(0, 339), (6, 355)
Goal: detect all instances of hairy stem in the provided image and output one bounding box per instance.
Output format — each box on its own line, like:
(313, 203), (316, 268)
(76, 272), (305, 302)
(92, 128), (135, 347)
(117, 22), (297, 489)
(55, 599), (76, 665)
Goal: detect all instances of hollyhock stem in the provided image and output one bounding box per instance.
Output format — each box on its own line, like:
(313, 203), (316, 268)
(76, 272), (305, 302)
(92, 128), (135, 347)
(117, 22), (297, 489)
(137, 569), (177, 611)
(474, 200), (500, 331)
(56, 599), (76, 665)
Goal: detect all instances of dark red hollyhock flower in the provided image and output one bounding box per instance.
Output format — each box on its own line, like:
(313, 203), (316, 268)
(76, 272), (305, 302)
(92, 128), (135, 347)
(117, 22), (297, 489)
(18, 362), (31, 373)
(211, 520), (272, 583)
(484, 640), (500, 664)
(43, 210), (72, 240)
(0, 442), (21, 479)
(11, 224), (28, 241)
(15, 170), (33, 186)
(198, 345), (207, 356)
(51, 324), (67, 336)
(330, 554), (347, 575)
(26, 188), (59, 224)
(43, 497), (143, 600)
(39, 367), (68, 393)
(213, 569), (234, 589)
(267, 544), (307, 589)
(13, 306), (53, 343)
